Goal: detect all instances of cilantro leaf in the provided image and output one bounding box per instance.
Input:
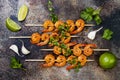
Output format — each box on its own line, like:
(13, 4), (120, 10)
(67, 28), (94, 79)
(102, 29), (113, 40)
(85, 7), (94, 14)
(94, 15), (102, 25)
(60, 43), (67, 49)
(92, 7), (102, 16)
(10, 57), (25, 70)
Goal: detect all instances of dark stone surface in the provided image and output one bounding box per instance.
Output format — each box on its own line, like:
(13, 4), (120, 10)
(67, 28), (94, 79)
(0, 0), (120, 80)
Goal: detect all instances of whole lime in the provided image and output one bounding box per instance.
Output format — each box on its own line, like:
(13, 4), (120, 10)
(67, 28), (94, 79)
(99, 52), (117, 69)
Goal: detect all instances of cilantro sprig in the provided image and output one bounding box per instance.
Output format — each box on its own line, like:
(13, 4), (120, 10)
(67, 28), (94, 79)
(102, 29), (113, 40)
(10, 57), (26, 70)
(80, 7), (102, 25)
(48, 0), (58, 23)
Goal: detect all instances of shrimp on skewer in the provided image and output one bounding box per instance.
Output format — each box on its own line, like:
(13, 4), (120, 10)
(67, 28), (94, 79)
(62, 42), (77, 56)
(61, 32), (71, 44)
(55, 55), (66, 67)
(84, 44), (97, 56)
(43, 54), (55, 67)
(54, 20), (64, 31)
(42, 20), (54, 32)
(49, 32), (59, 47)
(71, 19), (85, 34)
(66, 55), (78, 70)
(53, 46), (62, 55)
(78, 54), (87, 66)
(66, 20), (75, 33)
(37, 33), (49, 46)
(73, 44), (86, 56)
(30, 32), (41, 44)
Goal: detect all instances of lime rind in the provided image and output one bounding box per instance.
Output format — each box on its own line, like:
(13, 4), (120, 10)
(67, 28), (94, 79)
(6, 17), (21, 32)
(18, 4), (28, 21)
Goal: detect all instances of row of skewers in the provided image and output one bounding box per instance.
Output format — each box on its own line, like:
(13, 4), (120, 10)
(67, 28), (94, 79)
(10, 19), (109, 71)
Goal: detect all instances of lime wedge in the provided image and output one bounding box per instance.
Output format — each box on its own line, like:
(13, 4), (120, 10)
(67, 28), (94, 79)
(6, 17), (21, 32)
(18, 4), (28, 21)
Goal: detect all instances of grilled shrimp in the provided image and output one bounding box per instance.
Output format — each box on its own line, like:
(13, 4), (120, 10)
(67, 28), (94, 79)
(84, 44), (97, 56)
(54, 20), (64, 31)
(49, 32), (59, 47)
(61, 32), (71, 44)
(73, 44), (86, 56)
(30, 32), (41, 44)
(43, 20), (54, 32)
(53, 46), (61, 55)
(66, 20), (75, 32)
(66, 55), (78, 70)
(55, 55), (66, 67)
(62, 42), (77, 55)
(71, 19), (85, 34)
(78, 54), (87, 66)
(37, 33), (49, 46)
(43, 54), (55, 67)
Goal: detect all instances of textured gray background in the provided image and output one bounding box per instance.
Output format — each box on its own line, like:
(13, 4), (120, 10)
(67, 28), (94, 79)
(0, 0), (120, 80)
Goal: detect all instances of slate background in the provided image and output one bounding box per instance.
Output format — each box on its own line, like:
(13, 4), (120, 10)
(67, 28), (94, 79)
(0, 0), (120, 80)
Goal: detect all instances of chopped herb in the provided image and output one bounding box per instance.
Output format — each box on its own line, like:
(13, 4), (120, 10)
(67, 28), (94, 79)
(58, 25), (69, 32)
(102, 29), (113, 40)
(49, 37), (59, 46)
(50, 13), (58, 23)
(53, 40), (59, 46)
(60, 43), (67, 49)
(92, 7), (102, 16)
(48, 0), (58, 23)
(94, 15), (102, 25)
(10, 57), (26, 70)
(74, 62), (82, 72)
(85, 7), (94, 14)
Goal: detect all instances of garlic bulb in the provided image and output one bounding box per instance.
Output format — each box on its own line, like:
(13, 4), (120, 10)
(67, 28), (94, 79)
(20, 40), (30, 55)
(9, 45), (20, 56)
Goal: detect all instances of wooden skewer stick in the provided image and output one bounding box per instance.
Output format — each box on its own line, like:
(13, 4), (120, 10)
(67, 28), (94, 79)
(25, 24), (95, 27)
(25, 59), (94, 62)
(9, 35), (79, 39)
(40, 49), (109, 51)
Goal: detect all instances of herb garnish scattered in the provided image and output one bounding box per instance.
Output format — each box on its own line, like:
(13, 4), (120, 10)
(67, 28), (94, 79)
(48, 0), (58, 23)
(10, 57), (26, 70)
(102, 29), (113, 40)
(80, 7), (102, 25)
(74, 62), (82, 72)
(49, 37), (59, 46)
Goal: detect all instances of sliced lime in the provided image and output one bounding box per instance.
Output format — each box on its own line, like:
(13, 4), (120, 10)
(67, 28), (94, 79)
(6, 17), (21, 32)
(18, 4), (28, 21)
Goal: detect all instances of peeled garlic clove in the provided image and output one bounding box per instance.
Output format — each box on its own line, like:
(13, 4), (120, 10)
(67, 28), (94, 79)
(20, 40), (30, 55)
(9, 45), (20, 56)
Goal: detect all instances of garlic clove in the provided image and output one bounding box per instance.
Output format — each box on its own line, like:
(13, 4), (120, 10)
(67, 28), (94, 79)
(20, 40), (30, 55)
(9, 45), (20, 56)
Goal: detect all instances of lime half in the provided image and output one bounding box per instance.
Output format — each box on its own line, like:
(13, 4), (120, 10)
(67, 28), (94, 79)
(6, 17), (21, 32)
(18, 4), (28, 21)
(99, 52), (117, 69)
